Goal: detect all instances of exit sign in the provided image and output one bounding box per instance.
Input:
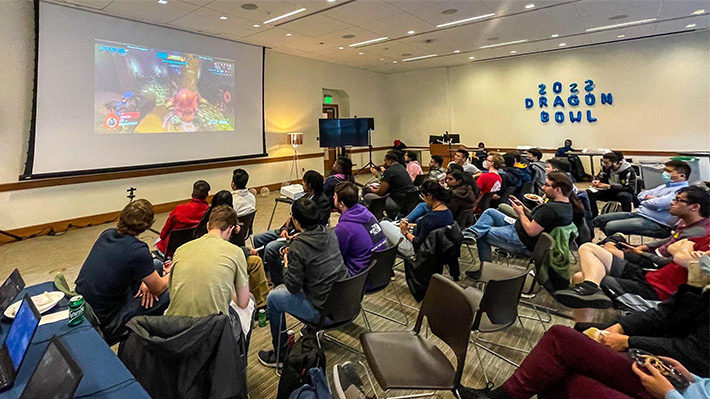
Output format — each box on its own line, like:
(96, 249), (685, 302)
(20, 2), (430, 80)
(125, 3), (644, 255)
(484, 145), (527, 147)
(323, 95), (333, 104)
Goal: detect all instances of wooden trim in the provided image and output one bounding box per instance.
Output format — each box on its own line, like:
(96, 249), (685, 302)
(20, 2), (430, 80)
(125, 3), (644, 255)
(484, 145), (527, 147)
(0, 180), (291, 245)
(0, 153), (323, 193)
(472, 147), (681, 157)
(349, 146), (390, 154)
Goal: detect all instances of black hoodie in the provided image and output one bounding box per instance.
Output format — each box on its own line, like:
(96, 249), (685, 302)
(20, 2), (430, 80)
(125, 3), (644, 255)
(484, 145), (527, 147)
(284, 225), (349, 308)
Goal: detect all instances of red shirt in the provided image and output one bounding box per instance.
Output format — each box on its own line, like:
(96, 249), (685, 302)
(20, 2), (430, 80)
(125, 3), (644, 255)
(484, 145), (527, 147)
(156, 198), (209, 254)
(477, 172), (502, 194)
(645, 235), (710, 300)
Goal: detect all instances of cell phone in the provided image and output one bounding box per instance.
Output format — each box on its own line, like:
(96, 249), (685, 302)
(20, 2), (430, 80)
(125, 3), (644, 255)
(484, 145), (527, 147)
(509, 196), (522, 205)
(629, 349), (690, 390)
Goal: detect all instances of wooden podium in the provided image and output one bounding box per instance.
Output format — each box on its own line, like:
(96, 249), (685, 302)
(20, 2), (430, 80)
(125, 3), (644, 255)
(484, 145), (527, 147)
(429, 143), (470, 166)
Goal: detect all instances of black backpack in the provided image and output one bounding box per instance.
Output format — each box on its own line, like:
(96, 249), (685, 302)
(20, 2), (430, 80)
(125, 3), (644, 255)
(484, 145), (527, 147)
(566, 154), (591, 182)
(277, 333), (326, 399)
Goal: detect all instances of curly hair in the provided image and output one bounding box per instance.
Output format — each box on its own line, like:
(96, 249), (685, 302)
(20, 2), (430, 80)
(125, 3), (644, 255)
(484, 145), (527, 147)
(117, 199), (155, 236)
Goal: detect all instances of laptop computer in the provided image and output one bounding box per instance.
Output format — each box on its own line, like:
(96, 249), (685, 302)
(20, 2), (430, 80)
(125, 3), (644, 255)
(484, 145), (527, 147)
(0, 293), (41, 392)
(20, 335), (83, 399)
(412, 174), (427, 187)
(0, 269), (25, 315)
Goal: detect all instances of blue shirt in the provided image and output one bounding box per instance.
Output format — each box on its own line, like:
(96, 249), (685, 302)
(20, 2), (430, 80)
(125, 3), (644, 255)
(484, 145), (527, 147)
(412, 209), (454, 251)
(666, 375), (710, 399)
(637, 181), (689, 227)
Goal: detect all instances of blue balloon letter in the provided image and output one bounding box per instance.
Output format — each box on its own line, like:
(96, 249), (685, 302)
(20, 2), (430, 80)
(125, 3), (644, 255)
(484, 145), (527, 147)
(601, 93), (613, 105)
(538, 84), (547, 95)
(539, 96), (548, 107)
(568, 95), (579, 106)
(541, 111), (549, 123)
(584, 79), (595, 92)
(525, 98), (534, 108)
(555, 111), (564, 123)
(585, 93), (596, 106)
(570, 82), (579, 93)
(553, 95), (565, 108)
(569, 111), (582, 123)
(586, 110), (597, 122)
(553, 81), (562, 94)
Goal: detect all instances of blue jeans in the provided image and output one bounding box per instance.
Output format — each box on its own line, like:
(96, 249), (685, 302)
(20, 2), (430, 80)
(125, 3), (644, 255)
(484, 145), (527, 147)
(102, 289), (170, 343)
(267, 285), (323, 352)
(593, 212), (671, 238)
(253, 230), (288, 285)
(468, 209), (529, 262)
(406, 203), (430, 223)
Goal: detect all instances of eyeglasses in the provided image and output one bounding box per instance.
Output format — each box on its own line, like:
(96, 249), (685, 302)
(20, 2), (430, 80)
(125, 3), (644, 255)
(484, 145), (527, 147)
(541, 182), (552, 188)
(671, 197), (689, 204)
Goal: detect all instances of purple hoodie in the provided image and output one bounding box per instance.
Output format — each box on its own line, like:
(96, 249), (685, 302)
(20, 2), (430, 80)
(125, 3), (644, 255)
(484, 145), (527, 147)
(334, 204), (387, 276)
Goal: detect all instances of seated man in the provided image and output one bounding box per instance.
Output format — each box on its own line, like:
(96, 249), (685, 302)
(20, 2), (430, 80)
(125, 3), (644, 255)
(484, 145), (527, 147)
(556, 236), (709, 313)
(554, 138), (575, 157)
(156, 180), (210, 257)
(252, 170), (330, 286)
(448, 149), (482, 177)
(258, 198), (348, 367)
(474, 142), (488, 169)
(363, 152), (414, 215)
(427, 155), (447, 182)
(466, 172), (574, 264)
(75, 199), (170, 342)
(594, 160), (692, 238)
(231, 168), (256, 217)
(165, 205), (251, 318)
(526, 148), (547, 196)
(600, 186), (710, 269)
(586, 152), (638, 216)
(323, 157), (354, 207)
(477, 153), (504, 196)
(499, 152), (530, 196)
(333, 182), (387, 276)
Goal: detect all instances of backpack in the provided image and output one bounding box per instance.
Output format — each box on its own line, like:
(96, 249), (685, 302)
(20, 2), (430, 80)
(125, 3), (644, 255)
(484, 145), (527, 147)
(600, 201), (622, 215)
(277, 333), (327, 399)
(566, 154), (591, 182)
(289, 368), (332, 399)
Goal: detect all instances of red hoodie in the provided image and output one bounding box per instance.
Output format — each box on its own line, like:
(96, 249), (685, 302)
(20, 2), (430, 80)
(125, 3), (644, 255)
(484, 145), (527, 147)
(156, 198), (208, 255)
(645, 235), (710, 300)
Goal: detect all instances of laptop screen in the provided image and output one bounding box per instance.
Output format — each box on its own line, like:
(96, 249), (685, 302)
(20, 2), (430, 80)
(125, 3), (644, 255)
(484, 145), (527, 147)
(20, 337), (83, 399)
(6, 299), (40, 370)
(0, 270), (24, 313)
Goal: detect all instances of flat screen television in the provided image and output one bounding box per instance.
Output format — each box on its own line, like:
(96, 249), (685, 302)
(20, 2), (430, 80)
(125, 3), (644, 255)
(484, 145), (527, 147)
(319, 118), (373, 148)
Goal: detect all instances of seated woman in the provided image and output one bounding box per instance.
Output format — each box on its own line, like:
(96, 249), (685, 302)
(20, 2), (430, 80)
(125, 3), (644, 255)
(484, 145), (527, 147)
(381, 180), (454, 257)
(194, 190), (271, 309)
(323, 157), (354, 208)
(405, 170), (478, 224)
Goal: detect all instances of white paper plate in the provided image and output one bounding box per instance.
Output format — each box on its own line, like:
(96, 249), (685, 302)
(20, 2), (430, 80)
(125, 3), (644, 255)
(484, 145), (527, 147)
(4, 291), (65, 319)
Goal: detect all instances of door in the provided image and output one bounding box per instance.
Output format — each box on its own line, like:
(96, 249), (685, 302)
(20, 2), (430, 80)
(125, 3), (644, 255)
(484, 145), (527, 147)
(322, 105), (339, 174)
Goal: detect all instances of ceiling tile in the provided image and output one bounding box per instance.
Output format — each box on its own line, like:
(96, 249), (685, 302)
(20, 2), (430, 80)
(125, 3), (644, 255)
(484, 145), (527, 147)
(171, 7), (257, 36)
(653, 14), (710, 35)
(384, 0), (445, 13)
(659, 0), (710, 19)
(60, 0), (114, 10)
(280, 14), (352, 37)
(362, 12), (436, 37)
(407, 0), (493, 26)
(586, 23), (657, 44)
(206, 0), (299, 24)
(502, 4), (586, 39)
(323, 0), (405, 26)
(103, 0), (199, 23)
(240, 26), (295, 48)
(316, 26), (384, 47)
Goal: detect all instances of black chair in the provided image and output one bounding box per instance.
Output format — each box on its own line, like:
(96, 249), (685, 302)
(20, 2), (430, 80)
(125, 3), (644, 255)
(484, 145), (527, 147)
(276, 264), (373, 364)
(361, 240), (410, 327)
(360, 274), (476, 397)
(368, 196), (388, 221)
(231, 210), (257, 247)
(498, 186), (516, 205)
(412, 174), (427, 187)
(164, 227), (196, 259)
(475, 192), (495, 215)
(467, 269), (532, 383)
(396, 189), (423, 218)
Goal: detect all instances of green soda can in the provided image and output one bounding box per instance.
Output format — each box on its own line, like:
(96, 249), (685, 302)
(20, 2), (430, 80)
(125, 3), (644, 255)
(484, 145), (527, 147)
(68, 295), (85, 327)
(258, 309), (267, 327)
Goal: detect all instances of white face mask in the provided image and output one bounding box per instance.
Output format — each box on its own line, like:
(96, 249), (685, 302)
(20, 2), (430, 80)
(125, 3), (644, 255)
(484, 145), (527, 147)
(482, 160), (490, 169)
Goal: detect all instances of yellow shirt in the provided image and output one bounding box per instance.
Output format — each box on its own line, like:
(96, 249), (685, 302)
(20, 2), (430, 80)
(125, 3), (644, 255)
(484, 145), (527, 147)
(165, 234), (248, 317)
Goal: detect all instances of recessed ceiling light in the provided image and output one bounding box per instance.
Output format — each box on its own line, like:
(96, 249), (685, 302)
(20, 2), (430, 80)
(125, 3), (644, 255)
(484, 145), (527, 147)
(285, 33), (293, 36)
(342, 34), (356, 39)
(393, 61), (398, 63)
(358, 52), (364, 55)
(550, 34), (559, 38)
(436, 13), (496, 28)
(686, 23), (697, 28)
(407, 30), (415, 34)
(241, 3), (258, 10)
(263, 8), (306, 24)
(525, 4), (535, 9)
(454, 50), (461, 53)
(510, 51), (517, 54)
(479, 39), (527, 49)
(468, 56), (475, 60)
(617, 34), (625, 38)
(402, 54), (438, 62)
(338, 46), (344, 50)
(349, 37), (389, 47)
(380, 58), (384, 61)
(586, 18), (656, 32)
(608, 14), (628, 20)
(558, 42), (566, 46)
(219, 16), (228, 20)
(157, 0), (167, 4)
(693, 9), (705, 15)
(327, 0), (337, 2)
(252, 24), (260, 28)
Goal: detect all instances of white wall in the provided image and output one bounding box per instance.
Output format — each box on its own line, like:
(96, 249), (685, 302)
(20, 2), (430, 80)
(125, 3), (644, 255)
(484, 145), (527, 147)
(0, 0), (392, 230)
(388, 31), (710, 152)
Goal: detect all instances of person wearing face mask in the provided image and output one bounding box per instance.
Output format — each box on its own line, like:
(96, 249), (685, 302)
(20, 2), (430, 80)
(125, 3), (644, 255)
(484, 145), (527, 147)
(477, 153), (504, 195)
(587, 152), (638, 216)
(593, 160), (692, 238)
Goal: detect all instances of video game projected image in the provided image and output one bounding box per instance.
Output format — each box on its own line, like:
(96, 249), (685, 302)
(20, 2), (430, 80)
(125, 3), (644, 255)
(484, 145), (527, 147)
(95, 39), (235, 134)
